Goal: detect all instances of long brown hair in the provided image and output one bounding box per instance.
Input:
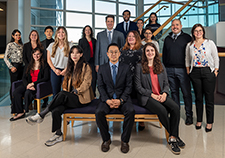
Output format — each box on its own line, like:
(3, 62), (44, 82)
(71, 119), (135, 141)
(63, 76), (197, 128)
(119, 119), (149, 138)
(51, 26), (70, 58)
(26, 47), (44, 74)
(29, 30), (43, 49)
(141, 42), (163, 74)
(190, 23), (206, 45)
(65, 45), (87, 88)
(122, 30), (142, 50)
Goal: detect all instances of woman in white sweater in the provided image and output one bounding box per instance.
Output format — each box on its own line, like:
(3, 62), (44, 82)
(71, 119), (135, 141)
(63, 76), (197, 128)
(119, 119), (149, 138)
(185, 23), (219, 132)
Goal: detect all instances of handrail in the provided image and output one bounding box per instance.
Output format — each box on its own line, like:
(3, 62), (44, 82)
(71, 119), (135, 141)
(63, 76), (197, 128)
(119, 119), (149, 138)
(0, 54), (4, 59)
(157, 0), (198, 41)
(153, 0), (194, 37)
(133, 0), (162, 22)
(144, 5), (169, 24)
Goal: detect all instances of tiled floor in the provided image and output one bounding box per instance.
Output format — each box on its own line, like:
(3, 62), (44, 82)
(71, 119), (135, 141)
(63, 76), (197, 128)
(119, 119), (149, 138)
(0, 103), (224, 158)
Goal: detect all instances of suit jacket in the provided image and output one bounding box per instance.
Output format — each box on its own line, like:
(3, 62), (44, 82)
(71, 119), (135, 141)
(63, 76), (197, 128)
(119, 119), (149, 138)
(97, 62), (132, 103)
(95, 29), (125, 66)
(41, 38), (54, 62)
(134, 63), (170, 106)
(22, 63), (50, 88)
(23, 42), (33, 66)
(115, 21), (138, 39)
(78, 37), (96, 62)
(62, 63), (94, 104)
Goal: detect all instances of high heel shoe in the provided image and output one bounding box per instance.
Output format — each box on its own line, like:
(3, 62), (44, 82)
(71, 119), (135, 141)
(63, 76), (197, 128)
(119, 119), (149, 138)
(195, 123), (202, 130)
(205, 124), (213, 132)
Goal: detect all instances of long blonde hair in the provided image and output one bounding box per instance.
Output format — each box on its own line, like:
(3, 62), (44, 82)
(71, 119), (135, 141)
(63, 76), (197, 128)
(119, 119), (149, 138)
(51, 26), (70, 57)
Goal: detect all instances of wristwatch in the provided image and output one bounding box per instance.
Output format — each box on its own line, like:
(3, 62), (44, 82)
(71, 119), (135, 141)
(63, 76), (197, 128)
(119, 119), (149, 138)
(120, 98), (124, 105)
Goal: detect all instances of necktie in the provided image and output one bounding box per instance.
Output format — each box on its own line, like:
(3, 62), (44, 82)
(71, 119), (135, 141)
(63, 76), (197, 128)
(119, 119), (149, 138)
(126, 23), (128, 32)
(173, 34), (177, 41)
(108, 31), (112, 44)
(112, 65), (117, 99)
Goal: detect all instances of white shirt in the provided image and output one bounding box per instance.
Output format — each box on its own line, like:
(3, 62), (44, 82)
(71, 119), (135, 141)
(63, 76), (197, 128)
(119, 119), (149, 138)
(123, 21), (130, 32)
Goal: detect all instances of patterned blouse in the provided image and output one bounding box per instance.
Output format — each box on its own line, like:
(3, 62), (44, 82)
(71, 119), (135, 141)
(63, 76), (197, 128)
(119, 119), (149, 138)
(4, 42), (23, 69)
(193, 43), (209, 67)
(120, 47), (143, 76)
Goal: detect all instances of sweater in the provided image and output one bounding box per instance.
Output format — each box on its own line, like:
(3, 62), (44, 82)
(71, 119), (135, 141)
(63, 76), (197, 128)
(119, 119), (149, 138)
(162, 31), (192, 68)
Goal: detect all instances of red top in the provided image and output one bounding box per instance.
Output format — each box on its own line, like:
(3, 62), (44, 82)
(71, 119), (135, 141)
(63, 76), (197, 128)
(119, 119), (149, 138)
(149, 66), (161, 95)
(30, 69), (40, 83)
(88, 40), (94, 58)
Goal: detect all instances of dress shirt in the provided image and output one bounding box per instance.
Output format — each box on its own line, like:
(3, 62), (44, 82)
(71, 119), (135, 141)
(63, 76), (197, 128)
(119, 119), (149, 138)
(109, 61), (119, 78)
(172, 31), (181, 39)
(107, 29), (114, 42)
(123, 21), (130, 32)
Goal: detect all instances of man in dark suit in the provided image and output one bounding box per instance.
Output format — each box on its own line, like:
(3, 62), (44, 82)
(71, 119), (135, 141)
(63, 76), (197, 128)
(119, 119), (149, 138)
(95, 43), (134, 154)
(115, 10), (138, 40)
(95, 15), (124, 72)
(41, 26), (54, 108)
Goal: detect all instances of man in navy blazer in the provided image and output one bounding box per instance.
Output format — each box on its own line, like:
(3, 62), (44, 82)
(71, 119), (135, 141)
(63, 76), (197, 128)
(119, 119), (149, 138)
(95, 15), (124, 72)
(95, 43), (134, 154)
(115, 10), (138, 39)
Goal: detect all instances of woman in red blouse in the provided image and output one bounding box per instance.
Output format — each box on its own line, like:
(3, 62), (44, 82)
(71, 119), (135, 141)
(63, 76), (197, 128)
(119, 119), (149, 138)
(135, 43), (184, 155)
(10, 47), (50, 121)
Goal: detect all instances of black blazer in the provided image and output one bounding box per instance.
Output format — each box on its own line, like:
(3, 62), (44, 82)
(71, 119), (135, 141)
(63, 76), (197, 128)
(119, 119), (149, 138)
(134, 63), (170, 106)
(41, 38), (54, 62)
(115, 21), (138, 39)
(22, 63), (50, 88)
(97, 62), (132, 103)
(78, 37), (96, 62)
(23, 42), (33, 66)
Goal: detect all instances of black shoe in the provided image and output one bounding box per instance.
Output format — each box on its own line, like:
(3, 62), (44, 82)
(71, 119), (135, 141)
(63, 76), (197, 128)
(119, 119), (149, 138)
(185, 116), (193, 125)
(138, 122), (145, 131)
(168, 138), (180, 155)
(176, 137), (185, 149)
(205, 124), (213, 132)
(10, 113), (25, 121)
(121, 141), (129, 153)
(195, 124), (202, 130)
(101, 139), (111, 152)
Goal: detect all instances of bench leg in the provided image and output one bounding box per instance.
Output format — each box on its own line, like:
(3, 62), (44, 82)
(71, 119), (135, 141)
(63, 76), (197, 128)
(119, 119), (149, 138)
(165, 129), (169, 142)
(63, 114), (67, 141)
(37, 99), (41, 113)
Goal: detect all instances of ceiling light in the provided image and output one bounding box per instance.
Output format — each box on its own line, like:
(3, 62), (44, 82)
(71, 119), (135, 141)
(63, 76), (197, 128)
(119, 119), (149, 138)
(0, 8), (3, 11)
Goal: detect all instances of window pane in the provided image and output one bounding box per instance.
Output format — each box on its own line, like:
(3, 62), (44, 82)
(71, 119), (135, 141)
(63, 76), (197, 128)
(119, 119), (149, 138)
(158, 17), (170, 29)
(144, 5), (159, 17)
(95, 1), (116, 14)
(95, 15), (108, 28)
(67, 28), (83, 43)
(188, 16), (198, 27)
(180, 17), (189, 28)
(31, 9), (63, 26)
(119, 4), (136, 17)
(119, 0), (135, 4)
(66, 0), (92, 12)
(31, 0), (63, 9)
(95, 28), (104, 37)
(158, 4), (170, 16)
(66, 13), (92, 27)
(144, 0), (158, 4)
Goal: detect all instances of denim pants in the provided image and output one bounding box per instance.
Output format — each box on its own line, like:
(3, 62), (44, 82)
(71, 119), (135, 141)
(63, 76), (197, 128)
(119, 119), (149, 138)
(50, 68), (64, 98)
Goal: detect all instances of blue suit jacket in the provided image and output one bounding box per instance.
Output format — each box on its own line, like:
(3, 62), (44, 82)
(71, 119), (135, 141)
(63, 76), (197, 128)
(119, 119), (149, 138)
(115, 21), (138, 39)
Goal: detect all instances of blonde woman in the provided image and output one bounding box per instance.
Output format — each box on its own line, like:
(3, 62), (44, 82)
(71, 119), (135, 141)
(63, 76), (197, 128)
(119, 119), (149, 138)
(47, 26), (73, 97)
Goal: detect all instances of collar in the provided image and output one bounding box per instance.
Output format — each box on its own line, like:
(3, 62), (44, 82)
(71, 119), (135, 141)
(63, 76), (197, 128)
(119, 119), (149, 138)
(107, 29), (114, 33)
(124, 21), (130, 25)
(109, 61), (119, 68)
(169, 30), (183, 37)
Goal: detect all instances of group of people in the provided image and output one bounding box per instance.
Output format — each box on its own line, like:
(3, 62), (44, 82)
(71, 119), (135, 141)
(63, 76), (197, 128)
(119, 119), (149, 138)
(4, 9), (219, 155)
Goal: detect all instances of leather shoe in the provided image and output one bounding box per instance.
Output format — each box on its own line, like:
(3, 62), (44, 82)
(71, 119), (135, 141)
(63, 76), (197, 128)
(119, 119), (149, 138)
(185, 116), (193, 125)
(121, 141), (129, 153)
(138, 122), (145, 131)
(10, 113), (25, 121)
(205, 124), (213, 132)
(101, 139), (111, 152)
(195, 125), (202, 130)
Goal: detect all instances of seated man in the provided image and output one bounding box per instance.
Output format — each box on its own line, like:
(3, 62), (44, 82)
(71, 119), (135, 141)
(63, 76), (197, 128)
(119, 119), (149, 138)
(95, 43), (135, 153)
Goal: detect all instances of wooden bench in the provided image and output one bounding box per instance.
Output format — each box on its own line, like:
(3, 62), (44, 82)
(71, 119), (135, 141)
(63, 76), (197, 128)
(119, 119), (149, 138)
(63, 99), (169, 141)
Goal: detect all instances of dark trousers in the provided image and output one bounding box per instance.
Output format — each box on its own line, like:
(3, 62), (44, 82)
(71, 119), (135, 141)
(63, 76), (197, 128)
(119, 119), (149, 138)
(95, 100), (135, 143)
(189, 67), (216, 123)
(89, 58), (97, 97)
(12, 84), (36, 114)
(45, 91), (84, 132)
(50, 68), (64, 97)
(145, 97), (180, 137)
(166, 67), (193, 117)
(9, 63), (24, 103)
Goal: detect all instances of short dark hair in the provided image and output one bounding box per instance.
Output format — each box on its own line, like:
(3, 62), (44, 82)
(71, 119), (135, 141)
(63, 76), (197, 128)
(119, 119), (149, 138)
(105, 15), (115, 21)
(123, 10), (131, 15)
(107, 43), (119, 52)
(44, 26), (54, 32)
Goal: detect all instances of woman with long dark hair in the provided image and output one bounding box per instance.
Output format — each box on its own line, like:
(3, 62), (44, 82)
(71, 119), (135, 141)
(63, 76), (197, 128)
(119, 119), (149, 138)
(4, 29), (24, 105)
(47, 26), (73, 97)
(135, 43), (185, 155)
(26, 45), (94, 147)
(141, 27), (159, 52)
(78, 25), (97, 97)
(10, 47), (49, 121)
(185, 24), (219, 132)
(145, 12), (162, 41)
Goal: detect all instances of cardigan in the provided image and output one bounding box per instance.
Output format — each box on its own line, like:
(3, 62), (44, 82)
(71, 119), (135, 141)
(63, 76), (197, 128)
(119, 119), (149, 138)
(185, 39), (219, 72)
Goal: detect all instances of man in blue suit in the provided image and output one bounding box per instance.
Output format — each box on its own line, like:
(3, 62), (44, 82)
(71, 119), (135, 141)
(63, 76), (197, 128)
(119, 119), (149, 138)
(95, 15), (124, 72)
(115, 10), (138, 40)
